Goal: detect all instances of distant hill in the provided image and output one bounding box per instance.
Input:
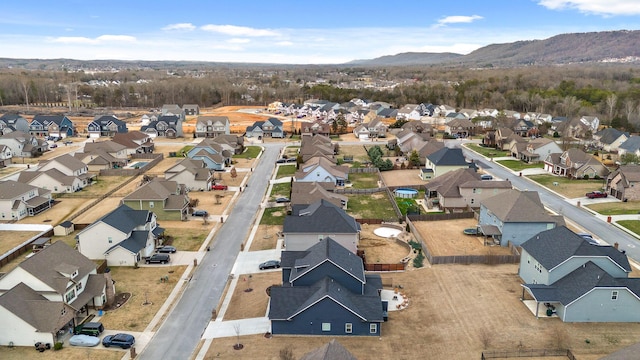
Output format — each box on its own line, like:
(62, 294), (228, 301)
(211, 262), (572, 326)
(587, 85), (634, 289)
(347, 30), (640, 67)
(347, 52), (463, 66)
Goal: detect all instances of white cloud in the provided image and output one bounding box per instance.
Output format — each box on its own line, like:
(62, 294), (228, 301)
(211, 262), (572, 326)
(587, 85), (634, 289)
(162, 23), (196, 31)
(227, 38), (250, 44)
(200, 24), (279, 37)
(50, 35), (136, 45)
(538, 0), (640, 16)
(275, 41), (293, 46)
(437, 15), (483, 26)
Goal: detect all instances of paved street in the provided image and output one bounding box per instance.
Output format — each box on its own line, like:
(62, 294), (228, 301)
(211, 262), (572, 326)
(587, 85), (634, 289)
(138, 144), (282, 360)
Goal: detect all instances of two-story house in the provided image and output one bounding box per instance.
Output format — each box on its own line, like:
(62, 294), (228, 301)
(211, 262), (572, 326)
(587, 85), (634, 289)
(164, 159), (215, 191)
(187, 139), (232, 171)
(519, 137), (562, 163)
(422, 147), (471, 180)
(30, 115), (74, 138)
(112, 131), (154, 154)
(269, 237), (384, 336)
(195, 116), (230, 138)
(0, 131), (48, 158)
(0, 113), (30, 134)
(17, 154), (92, 193)
(0, 241), (111, 346)
(76, 204), (163, 266)
(87, 115), (128, 138)
(245, 118), (285, 139)
(121, 179), (189, 221)
(519, 226), (639, 322)
(606, 165), (640, 201)
(0, 180), (52, 220)
(593, 128), (629, 152)
(140, 114), (183, 138)
(543, 148), (609, 179)
(295, 156), (349, 187)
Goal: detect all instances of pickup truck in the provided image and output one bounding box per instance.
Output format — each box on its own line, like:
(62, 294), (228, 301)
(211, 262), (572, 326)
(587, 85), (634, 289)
(585, 191), (607, 199)
(212, 184), (228, 190)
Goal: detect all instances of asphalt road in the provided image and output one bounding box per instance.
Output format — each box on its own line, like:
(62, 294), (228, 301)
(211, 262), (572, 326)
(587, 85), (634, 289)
(139, 144), (282, 360)
(456, 141), (640, 262)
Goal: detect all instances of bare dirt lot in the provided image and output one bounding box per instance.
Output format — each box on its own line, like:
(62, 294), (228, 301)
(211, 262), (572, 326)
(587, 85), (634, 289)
(380, 169), (427, 187)
(249, 225), (282, 251)
(358, 224), (412, 264)
(412, 218), (514, 256)
(222, 271), (281, 321)
(204, 264), (640, 360)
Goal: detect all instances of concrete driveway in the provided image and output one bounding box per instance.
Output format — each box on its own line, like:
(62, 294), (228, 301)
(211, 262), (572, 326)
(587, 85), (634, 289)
(231, 249), (282, 275)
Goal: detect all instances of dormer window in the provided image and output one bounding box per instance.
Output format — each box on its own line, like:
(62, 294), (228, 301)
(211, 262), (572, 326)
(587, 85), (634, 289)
(72, 270), (78, 278)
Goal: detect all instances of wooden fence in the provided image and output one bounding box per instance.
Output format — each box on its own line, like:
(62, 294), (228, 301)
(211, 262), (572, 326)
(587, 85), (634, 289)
(0, 228), (54, 268)
(335, 188), (385, 195)
(348, 167), (380, 174)
(481, 348), (576, 359)
(407, 211), (475, 222)
(99, 153), (163, 177)
(365, 263), (406, 271)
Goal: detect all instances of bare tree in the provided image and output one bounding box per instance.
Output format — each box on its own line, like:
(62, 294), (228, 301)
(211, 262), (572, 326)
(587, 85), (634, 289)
(606, 93), (618, 123)
(233, 324), (243, 350)
(624, 99), (635, 122)
(19, 75), (30, 111)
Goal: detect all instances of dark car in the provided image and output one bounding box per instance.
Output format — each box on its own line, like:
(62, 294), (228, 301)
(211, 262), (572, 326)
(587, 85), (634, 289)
(259, 260), (281, 270)
(102, 333), (135, 349)
(192, 210), (208, 217)
(275, 197), (290, 203)
(276, 158), (288, 163)
(75, 321), (104, 336)
(157, 245), (177, 253)
(146, 253), (170, 264)
(586, 191), (608, 199)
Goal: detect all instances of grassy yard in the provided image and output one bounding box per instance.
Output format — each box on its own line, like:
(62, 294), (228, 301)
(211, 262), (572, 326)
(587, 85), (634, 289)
(275, 164), (297, 179)
(58, 176), (130, 198)
(496, 159), (544, 171)
(164, 227), (211, 251)
(269, 182), (291, 200)
(586, 201), (640, 215)
(528, 175), (605, 198)
(346, 193), (397, 220)
(617, 220), (640, 238)
(348, 172), (380, 189)
(395, 198), (421, 216)
(260, 207), (287, 225)
(282, 146), (299, 158)
(174, 145), (194, 157)
(233, 146), (261, 159)
(338, 145), (370, 162)
(466, 143), (510, 158)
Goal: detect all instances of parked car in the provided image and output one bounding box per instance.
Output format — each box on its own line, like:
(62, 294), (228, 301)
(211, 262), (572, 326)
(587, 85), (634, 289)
(102, 333), (135, 349)
(69, 334), (101, 347)
(74, 321), (104, 336)
(586, 191), (608, 199)
(192, 210), (208, 217)
(275, 197), (290, 203)
(212, 184), (228, 190)
(145, 253), (170, 264)
(259, 260), (281, 270)
(276, 158), (288, 164)
(64, 140), (73, 145)
(49, 143), (58, 149)
(480, 174), (493, 180)
(157, 245), (177, 253)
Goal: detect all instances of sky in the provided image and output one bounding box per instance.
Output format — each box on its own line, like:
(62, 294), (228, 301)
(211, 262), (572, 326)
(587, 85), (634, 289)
(1, 0), (640, 64)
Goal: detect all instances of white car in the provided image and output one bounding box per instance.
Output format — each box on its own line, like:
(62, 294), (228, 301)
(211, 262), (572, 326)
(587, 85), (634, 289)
(69, 334), (100, 347)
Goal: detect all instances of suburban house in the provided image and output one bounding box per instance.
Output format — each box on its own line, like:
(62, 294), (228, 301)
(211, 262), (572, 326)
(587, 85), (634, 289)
(30, 115), (74, 138)
(422, 147), (471, 180)
(140, 114), (183, 138)
(617, 136), (640, 158)
(121, 179), (189, 221)
(543, 148), (609, 179)
(0, 180), (52, 220)
(554, 117), (590, 138)
(269, 237), (384, 336)
(444, 118), (476, 138)
(195, 116), (230, 138)
(112, 131), (154, 154)
(186, 138), (232, 171)
(38, 154), (92, 182)
(396, 104), (421, 120)
(519, 137), (562, 163)
(424, 168), (512, 212)
(164, 159), (215, 191)
(0, 145), (12, 167)
(477, 190), (564, 246)
(606, 165), (640, 201)
(593, 128), (629, 152)
(245, 118), (285, 139)
(207, 134), (244, 155)
(87, 115), (128, 138)
(183, 104), (200, 115)
(0, 131), (48, 158)
(295, 156), (349, 187)
(291, 182), (347, 209)
(76, 204), (163, 266)
(0, 241), (112, 346)
(519, 226), (639, 322)
(579, 115), (600, 132)
(282, 200), (361, 253)
(74, 149), (126, 172)
(161, 104), (185, 121)
(512, 119), (538, 138)
(299, 135), (336, 163)
(82, 140), (129, 163)
(0, 113), (30, 133)
(18, 153), (92, 193)
(302, 120), (332, 137)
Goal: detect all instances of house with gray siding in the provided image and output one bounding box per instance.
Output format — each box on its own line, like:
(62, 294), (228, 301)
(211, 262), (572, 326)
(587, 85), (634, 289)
(519, 226), (639, 322)
(269, 237), (384, 336)
(606, 165), (640, 201)
(282, 200), (360, 253)
(186, 139), (232, 171)
(478, 190), (563, 246)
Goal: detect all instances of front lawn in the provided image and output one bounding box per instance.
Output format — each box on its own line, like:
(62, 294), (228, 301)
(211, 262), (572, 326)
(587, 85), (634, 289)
(466, 144), (510, 158)
(348, 172), (379, 189)
(616, 220), (640, 238)
(527, 175), (604, 198)
(496, 159), (544, 171)
(234, 146), (261, 159)
(269, 182), (291, 200)
(586, 201), (640, 215)
(275, 164), (297, 179)
(346, 193), (397, 220)
(260, 207), (287, 225)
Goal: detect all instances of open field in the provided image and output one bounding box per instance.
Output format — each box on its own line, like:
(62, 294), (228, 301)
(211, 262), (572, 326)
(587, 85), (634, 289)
(412, 218), (514, 256)
(528, 175), (606, 198)
(204, 264), (640, 360)
(586, 201), (640, 215)
(100, 265), (188, 332)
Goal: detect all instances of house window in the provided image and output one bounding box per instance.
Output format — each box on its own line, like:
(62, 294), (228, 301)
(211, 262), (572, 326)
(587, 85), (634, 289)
(612, 291), (619, 300)
(470, 199), (475, 205)
(61, 307), (66, 316)
(318, 235), (324, 241)
(149, 201), (154, 208)
(345, 323), (352, 334)
(322, 323), (331, 332)
(65, 290), (76, 302)
(108, 237), (113, 244)
(72, 270), (78, 278)
(370, 324), (377, 333)
(76, 282), (82, 291)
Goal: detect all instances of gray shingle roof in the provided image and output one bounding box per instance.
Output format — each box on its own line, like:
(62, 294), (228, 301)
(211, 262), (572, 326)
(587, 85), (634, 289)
(427, 147), (468, 166)
(481, 190), (555, 223)
(0, 282), (75, 332)
(284, 200), (359, 234)
(521, 226), (631, 272)
(289, 237), (365, 284)
(88, 204), (151, 234)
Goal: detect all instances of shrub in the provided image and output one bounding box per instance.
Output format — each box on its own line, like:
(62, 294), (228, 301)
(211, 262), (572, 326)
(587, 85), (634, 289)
(413, 252), (425, 268)
(54, 342), (63, 351)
